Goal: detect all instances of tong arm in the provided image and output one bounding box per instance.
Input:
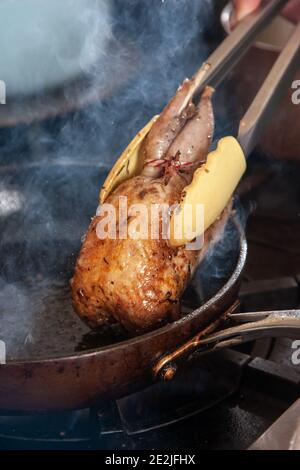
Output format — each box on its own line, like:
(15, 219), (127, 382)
(180, 0), (290, 110)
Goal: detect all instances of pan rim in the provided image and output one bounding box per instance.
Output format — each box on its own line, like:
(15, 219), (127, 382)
(3, 220), (247, 366)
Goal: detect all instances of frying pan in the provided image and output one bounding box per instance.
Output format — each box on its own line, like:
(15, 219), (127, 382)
(0, 0), (297, 412)
(0, 160), (246, 412)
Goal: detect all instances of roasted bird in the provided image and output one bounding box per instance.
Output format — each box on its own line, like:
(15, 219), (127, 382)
(71, 80), (233, 333)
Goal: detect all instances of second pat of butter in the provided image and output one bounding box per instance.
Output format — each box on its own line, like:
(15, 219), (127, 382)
(169, 136), (247, 247)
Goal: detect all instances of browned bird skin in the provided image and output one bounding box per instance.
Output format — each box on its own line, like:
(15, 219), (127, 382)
(71, 174), (231, 332)
(72, 174), (189, 331)
(71, 86), (225, 333)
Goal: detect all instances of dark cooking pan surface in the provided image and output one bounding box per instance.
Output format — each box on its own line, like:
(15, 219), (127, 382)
(0, 162), (241, 361)
(0, 162), (104, 360)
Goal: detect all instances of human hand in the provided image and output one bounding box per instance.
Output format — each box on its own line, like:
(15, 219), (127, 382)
(233, 0), (300, 23)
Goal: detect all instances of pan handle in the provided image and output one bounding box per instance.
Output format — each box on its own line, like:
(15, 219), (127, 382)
(152, 308), (300, 381)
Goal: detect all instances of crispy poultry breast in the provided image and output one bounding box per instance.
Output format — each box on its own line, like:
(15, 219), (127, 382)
(71, 83), (230, 333)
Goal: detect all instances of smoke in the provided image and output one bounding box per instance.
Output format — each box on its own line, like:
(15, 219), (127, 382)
(0, 0), (112, 96)
(182, 196), (247, 309)
(0, 0), (239, 360)
(4, 0), (216, 162)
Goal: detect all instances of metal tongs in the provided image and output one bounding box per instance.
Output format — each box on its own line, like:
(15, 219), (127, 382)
(184, 0), (300, 158)
(154, 0), (300, 380)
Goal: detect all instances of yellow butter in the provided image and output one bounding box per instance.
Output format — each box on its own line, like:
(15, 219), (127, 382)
(169, 136), (247, 247)
(100, 116), (159, 203)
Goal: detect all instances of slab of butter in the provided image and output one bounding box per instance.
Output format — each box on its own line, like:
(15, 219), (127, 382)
(169, 136), (247, 247)
(100, 116), (158, 204)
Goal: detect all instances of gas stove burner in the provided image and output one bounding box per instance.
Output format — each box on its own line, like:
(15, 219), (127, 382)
(114, 350), (246, 435)
(0, 353), (243, 447)
(0, 344), (298, 450)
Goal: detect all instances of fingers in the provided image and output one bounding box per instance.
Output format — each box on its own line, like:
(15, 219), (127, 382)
(232, 0), (261, 22)
(233, 0), (300, 24)
(283, 0), (300, 23)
